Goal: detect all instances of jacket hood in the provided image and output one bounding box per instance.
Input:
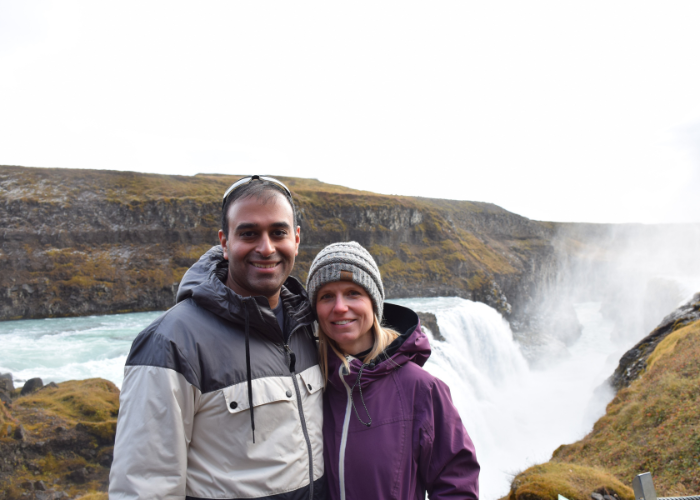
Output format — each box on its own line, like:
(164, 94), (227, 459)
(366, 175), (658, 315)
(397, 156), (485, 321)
(175, 245), (314, 343)
(326, 302), (432, 392)
(174, 244), (315, 444)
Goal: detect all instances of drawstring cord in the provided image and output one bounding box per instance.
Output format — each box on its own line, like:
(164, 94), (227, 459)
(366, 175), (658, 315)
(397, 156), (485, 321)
(244, 300), (256, 443)
(350, 363), (372, 427)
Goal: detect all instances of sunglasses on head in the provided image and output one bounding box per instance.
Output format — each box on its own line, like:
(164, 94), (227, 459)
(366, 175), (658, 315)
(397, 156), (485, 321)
(222, 175), (292, 208)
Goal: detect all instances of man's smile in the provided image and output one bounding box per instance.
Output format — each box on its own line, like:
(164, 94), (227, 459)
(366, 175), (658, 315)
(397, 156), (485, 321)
(250, 262), (279, 269)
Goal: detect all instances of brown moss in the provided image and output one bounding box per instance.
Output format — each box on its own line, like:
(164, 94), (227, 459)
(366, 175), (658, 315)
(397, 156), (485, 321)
(369, 244), (396, 260)
(74, 494), (108, 500)
(16, 379), (119, 424)
(467, 270), (488, 291)
(507, 463), (634, 500)
(0, 402), (17, 438)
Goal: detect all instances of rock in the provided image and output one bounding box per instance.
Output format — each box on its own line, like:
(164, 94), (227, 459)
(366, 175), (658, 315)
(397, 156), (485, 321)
(99, 449), (114, 467)
(35, 480), (47, 491)
(0, 373), (14, 388)
(0, 373), (14, 406)
(13, 424), (26, 440)
(21, 480), (34, 491)
(417, 312), (445, 341)
(43, 382), (59, 390)
(66, 467), (88, 484)
(591, 493), (604, 500)
(610, 292), (700, 391)
(20, 377), (44, 396)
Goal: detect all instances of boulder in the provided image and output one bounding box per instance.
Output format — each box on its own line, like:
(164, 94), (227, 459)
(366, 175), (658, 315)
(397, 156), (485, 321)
(21, 377), (44, 396)
(0, 372), (14, 406)
(66, 467), (88, 484)
(13, 424), (26, 440)
(416, 311), (444, 341)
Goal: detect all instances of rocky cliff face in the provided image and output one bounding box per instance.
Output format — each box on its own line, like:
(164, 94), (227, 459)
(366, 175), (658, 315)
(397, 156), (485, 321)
(0, 166), (560, 326)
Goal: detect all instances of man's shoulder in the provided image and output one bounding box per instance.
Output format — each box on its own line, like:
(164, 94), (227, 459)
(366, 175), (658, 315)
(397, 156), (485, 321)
(143, 297), (238, 340)
(125, 299), (239, 376)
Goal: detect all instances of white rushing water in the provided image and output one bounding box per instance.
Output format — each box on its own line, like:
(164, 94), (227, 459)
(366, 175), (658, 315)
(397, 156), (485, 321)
(0, 299), (620, 500)
(0, 311), (161, 388)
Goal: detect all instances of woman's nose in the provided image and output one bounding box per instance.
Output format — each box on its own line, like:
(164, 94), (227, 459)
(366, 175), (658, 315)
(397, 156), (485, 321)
(332, 296), (348, 313)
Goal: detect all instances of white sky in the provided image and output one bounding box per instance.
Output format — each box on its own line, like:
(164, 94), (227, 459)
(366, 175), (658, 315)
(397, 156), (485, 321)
(1, 1), (700, 223)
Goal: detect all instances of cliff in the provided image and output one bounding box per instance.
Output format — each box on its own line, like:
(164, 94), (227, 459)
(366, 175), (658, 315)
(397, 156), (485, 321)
(0, 165), (559, 327)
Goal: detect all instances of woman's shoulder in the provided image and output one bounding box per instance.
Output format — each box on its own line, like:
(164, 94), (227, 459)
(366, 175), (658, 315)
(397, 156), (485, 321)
(395, 360), (445, 391)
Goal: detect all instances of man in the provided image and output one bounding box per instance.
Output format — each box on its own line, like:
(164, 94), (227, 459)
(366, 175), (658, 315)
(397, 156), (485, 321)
(109, 175), (325, 500)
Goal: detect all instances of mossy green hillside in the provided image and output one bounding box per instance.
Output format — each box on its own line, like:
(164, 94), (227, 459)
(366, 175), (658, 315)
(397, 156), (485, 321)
(0, 379), (120, 498)
(509, 318), (700, 498)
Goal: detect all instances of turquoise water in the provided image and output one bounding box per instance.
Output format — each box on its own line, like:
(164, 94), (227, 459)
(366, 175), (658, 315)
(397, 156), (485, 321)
(0, 311), (162, 388)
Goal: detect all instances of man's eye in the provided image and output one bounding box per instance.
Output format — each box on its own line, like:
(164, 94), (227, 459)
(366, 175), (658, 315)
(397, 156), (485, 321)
(239, 231), (257, 238)
(272, 230), (288, 237)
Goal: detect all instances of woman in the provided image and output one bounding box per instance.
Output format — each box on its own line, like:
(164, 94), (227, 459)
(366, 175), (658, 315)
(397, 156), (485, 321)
(306, 242), (479, 500)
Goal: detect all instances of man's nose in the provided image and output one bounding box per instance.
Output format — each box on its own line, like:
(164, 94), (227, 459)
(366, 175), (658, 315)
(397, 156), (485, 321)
(256, 233), (275, 257)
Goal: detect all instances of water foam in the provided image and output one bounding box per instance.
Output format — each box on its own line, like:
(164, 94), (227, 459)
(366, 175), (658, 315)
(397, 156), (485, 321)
(0, 311), (161, 388)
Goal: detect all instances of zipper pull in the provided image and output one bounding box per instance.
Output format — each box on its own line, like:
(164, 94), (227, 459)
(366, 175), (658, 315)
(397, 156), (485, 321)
(284, 344), (297, 373)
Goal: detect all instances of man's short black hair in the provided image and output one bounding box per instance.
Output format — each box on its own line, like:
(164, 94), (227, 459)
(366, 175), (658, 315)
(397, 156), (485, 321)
(221, 179), (297, 237)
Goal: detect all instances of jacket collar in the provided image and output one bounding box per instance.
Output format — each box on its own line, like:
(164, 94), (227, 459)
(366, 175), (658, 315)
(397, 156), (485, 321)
(176, 245), (315, 342)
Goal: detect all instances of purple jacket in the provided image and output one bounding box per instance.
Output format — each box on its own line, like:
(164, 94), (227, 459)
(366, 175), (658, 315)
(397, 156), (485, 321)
(323, 303), (479, 500)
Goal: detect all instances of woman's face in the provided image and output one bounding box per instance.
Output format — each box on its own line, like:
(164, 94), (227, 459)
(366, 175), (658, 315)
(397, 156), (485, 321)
(316, 281), (375, 355)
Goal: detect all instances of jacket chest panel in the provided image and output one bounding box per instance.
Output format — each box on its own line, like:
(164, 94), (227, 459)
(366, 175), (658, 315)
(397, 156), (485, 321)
(186, 366), (325, 499)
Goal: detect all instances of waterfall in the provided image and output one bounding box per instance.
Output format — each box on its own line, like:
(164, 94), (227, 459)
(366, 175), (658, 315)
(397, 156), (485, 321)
(389, 297), (618, 500)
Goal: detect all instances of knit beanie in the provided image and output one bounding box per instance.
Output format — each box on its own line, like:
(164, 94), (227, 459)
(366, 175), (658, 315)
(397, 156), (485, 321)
(306, 241), (385, 321)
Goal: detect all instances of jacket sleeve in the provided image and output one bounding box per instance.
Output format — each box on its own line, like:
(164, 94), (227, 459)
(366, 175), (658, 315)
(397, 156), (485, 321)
(418, 379), (480, 500)
(109, 364), (200, 500)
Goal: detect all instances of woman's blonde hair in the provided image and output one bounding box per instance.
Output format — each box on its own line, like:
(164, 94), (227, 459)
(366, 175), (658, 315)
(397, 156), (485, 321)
(317, 314), (400, 382)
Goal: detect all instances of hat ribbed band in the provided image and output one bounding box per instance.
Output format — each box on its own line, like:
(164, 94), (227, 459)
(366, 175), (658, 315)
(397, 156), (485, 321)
(306, 242), (384, 320)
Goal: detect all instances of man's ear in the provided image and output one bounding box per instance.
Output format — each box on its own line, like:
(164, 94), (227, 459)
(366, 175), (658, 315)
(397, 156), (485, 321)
(294, 226), (300, 256)
(218, 229), (229, 260)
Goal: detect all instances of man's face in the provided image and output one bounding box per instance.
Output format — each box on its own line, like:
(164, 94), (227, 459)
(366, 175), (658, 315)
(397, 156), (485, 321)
(218, 192), (300, 306)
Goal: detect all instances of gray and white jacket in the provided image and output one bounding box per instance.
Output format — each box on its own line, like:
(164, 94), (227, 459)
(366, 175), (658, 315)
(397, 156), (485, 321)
(109, 246), (325, 500)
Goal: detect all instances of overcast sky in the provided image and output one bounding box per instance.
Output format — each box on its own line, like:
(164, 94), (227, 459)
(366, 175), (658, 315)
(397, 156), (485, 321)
(2, 1), (700, 223)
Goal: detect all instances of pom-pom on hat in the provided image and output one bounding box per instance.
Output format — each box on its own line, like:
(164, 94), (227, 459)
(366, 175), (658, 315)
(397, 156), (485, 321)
(306, 241), (385, 321)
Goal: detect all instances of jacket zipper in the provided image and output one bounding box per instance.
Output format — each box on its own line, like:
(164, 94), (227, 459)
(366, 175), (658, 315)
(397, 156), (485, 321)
(285, 324), (315, 500)
(338, 363), (353, 500)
